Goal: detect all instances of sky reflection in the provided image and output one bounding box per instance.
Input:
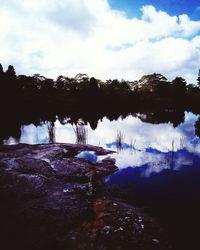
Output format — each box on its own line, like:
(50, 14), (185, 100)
(3, 112), (200, 175)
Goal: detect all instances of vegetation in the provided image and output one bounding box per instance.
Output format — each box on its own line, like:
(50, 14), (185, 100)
(0, 63), (200, 141)
(73, 119), (87, 144)
(1, 64), (200, 112)
(197, 69), (200, 87)
(116, 131), (124, 151)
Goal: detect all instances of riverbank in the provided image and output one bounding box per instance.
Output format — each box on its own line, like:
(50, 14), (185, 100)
(0, 143), (172, 250)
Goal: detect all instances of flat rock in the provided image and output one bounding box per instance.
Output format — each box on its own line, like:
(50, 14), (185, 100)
(0, 143), (172, 250)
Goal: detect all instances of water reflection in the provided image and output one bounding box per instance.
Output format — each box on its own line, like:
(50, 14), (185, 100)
(3, 112), (200, 174)
(20, 124), (49, 144)
(105, 148), (200, 250)
(3, 112), (199, 150)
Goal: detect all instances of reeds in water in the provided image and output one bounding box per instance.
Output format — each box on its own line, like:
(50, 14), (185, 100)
(73, 119), (87, 144)
(116, 131), (124, 151)
(129, 137), (136, 153)
(47, 121), (55, 143)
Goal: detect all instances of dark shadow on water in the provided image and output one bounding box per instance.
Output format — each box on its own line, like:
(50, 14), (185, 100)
(0, 107), (189, 143)
(105, 149), (200, 250)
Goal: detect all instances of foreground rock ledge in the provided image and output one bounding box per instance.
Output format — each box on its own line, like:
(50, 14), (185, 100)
(0, 144), (172, 250)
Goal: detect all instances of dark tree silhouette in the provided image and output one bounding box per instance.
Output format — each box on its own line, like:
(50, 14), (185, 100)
(197, 69), (200, 87)
(0, 64), (3, 76)
(171, 77), (187, 106)
(0, 61), (200, 144)
(5, 65), (16, 80)
(0, 64), (5, 97)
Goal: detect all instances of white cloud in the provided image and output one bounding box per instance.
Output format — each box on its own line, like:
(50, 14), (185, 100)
(179, 14), (200, 37)
(141, 6), (200, 38)
(0, 0), (200, 83)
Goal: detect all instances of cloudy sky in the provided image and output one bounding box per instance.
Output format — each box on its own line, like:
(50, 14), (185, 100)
(0, 0), (200, 83)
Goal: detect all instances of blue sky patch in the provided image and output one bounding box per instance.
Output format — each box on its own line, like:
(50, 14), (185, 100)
(109, 0), (200, 20)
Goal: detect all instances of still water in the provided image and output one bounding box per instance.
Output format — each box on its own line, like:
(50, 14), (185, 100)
(4, 112), (200, 170)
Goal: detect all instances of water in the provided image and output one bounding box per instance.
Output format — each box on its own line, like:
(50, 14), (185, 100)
(3, 112), (200, 177)
(3, 112), (200, 185)
(3, 111), (200, 152)
(2, 111), (200, 249)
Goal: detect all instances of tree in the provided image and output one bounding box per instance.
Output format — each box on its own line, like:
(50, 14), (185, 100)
(87, 77), (100, 99)
(55, 75), (70, 91)
(136, 73), (170, 101)
(5, 65), (16, 80)
(171, 77), (187, 106)
(0, 63), (4, 76)
(18, 75), (38, 95)
(171, 77), (187, 95)
(197, 69), (200, 87)
(0, 64), (5, 101)
(74, 73), (89, 92)
(138, 73), (168, 92)
(4, 65), (17, 96)
(89, 77), (99, 91)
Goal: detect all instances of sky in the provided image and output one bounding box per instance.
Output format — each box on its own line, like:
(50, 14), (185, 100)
(0, 0), (200, 83)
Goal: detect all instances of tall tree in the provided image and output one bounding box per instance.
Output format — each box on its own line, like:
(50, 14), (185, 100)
(171, 77), (187, 106)
(4, 65), (17, 95)
(0, 64), (4, 102)
(171, 77), (187, 94)
(0, 63), (4, 76)
(138, 73), (168, 91)
(197, 69), (200, 87)
(5, 65), (16, 80)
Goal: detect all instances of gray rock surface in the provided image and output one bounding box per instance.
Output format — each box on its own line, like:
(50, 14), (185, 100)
(0, 143), (172, 250)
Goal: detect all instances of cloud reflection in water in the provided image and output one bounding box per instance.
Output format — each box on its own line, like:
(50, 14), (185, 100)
(4, 112), (200, 176)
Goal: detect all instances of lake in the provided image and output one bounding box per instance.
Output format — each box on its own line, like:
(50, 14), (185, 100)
(2, 111), (200, 249)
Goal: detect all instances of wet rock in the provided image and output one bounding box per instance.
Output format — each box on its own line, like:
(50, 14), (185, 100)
(0, 143), (117, 250)
(0, 143), (172, 250)
(13, 157), (56, 177)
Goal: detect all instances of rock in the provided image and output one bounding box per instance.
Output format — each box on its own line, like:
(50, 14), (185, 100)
(0, 143), (172, 250)
(66, 197), (172, 250)
(0, 143), (117, 250)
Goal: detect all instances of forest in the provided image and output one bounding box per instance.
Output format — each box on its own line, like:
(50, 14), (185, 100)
(0, 63), (200, 141)
(1, 64), (200, 112)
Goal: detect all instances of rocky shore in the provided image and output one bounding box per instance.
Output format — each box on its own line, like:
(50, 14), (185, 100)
(0, 143), (172, 250)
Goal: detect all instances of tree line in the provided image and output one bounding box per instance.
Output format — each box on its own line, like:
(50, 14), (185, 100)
(1, 63), (200, 141)
(0, 63), (200, 115)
